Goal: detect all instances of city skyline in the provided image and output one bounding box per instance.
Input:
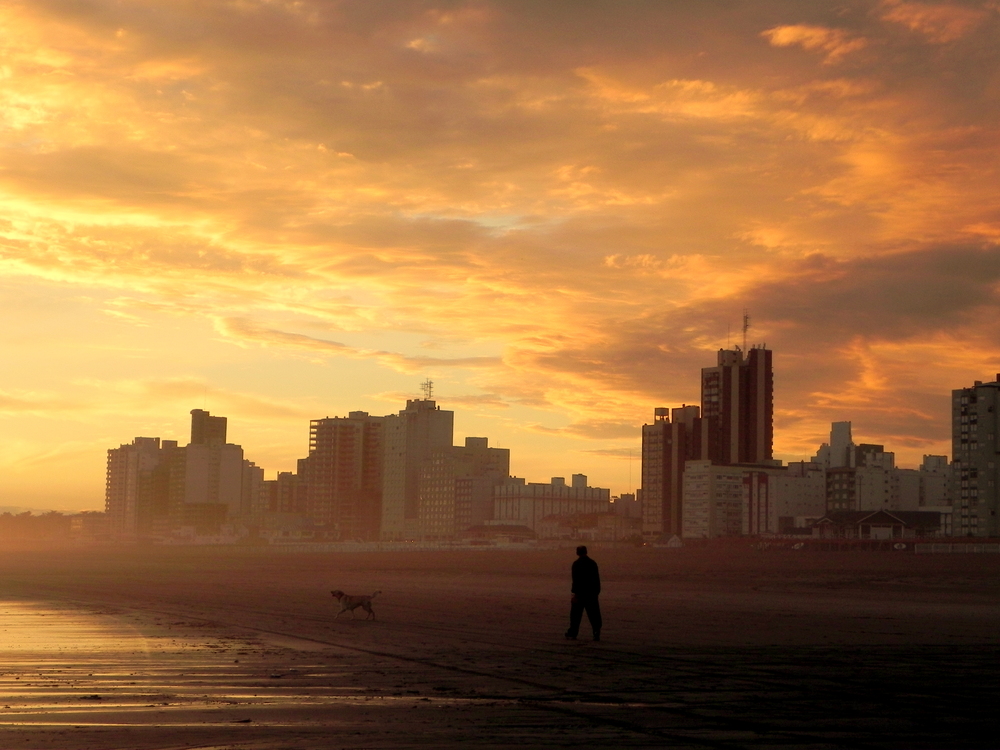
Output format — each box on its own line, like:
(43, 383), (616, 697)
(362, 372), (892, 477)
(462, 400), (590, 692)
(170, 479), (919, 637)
(3, 1), (1000, 510)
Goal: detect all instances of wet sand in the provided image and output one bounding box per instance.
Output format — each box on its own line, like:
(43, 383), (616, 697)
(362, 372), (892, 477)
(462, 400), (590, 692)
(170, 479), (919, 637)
(1, 545), (998, 748)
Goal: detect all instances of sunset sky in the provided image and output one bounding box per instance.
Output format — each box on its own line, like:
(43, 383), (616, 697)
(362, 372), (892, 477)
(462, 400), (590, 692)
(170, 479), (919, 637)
(2, 0), (1000, 510)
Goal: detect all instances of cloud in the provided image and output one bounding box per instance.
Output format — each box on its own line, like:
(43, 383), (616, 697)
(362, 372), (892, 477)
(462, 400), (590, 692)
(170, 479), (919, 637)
(762, 24), (868, 63)
(0, 378), (315, 422)
(0, 390), (79, 415)
(3, 442), (102, 472)
(880, 1), (989, 43)
(581, 447), (639, 459)
(4, 0), (1000, 500)
(436, 393), (510, 409)
(529, 419), (641, 440)
(215, 317), (503, 372)
(133, 379), (313, 421)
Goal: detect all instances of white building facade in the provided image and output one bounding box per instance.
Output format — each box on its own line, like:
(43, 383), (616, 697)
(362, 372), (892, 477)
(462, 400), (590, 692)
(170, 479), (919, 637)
(493, 475), (611, 532)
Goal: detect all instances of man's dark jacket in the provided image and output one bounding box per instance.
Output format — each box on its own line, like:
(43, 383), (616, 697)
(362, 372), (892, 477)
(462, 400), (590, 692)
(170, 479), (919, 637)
(571, 555), (601, 597)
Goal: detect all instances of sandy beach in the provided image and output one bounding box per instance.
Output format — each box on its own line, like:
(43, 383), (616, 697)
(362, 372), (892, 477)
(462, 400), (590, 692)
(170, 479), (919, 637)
(1, 544), (998, 748)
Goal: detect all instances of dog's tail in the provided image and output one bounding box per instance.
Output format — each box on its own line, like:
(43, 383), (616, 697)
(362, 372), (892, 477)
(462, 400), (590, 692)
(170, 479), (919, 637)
(371, 590), (382, 599)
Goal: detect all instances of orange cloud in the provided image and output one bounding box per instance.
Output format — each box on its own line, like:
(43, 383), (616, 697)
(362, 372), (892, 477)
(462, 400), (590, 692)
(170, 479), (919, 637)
(762, 24), (868, 63)
(880, 0), (989, 43)
(3, 1), (1000, 507)
(215, 317), (503, 372)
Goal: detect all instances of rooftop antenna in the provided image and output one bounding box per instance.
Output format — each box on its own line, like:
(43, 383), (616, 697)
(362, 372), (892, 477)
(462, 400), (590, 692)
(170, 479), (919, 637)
(421, 378), (434, 399)
(742, 309), (751, 353)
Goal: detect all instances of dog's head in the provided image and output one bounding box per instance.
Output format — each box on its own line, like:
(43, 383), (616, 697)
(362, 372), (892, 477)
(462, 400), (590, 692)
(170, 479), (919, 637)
(330, 590), (345, 600)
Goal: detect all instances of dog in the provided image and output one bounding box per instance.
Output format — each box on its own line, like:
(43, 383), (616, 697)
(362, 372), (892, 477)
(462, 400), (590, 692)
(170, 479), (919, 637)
(330, 589), (381, 620)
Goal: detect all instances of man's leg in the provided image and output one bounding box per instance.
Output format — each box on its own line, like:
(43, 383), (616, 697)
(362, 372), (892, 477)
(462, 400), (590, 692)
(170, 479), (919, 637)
(584, 596), (602, 640)
(565, 597), (584, 639)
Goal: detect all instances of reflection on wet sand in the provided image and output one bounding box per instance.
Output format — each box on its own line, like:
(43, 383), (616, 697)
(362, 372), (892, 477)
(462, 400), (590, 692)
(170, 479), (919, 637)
(0, 600), (369, 747)
(0, 597), (575, 749)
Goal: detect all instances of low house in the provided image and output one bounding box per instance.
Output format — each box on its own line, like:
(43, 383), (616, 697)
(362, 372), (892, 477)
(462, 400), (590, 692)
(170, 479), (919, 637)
(535, 513), (642, 541)
(535, 513), (596, 541)
(812, 510), (942, 539)
(460, 524), (536, 544)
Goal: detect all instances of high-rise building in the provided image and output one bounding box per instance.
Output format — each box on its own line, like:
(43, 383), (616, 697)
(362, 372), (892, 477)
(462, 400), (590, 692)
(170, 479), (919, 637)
(190, 409), (227, 446)
(682, 460), (825, 538)
(262, 471), (307, 515)
(612, 492), (642, 519)
(107, 410), (265, 537)
(819, 420), (897, 513)
(381, 399), (454, 540)
(297, 412), (385, 540)
(241, 460), (265, 518)
(772, 461), (826, 531)
(641, 345), (774, 539)
(419, 437), (510, 539)
(182, 442), (246, 510)
(172, 409), (247, 531)
(105, 437), (179, 537)
(700, 346), (773, 465)
(829, 421), (853, 468)
(493, 475), (611, 532)
(681, 460), (754, 538)
(896, 456), (951, 512)
(952, 375), (1000, 537)
(641, 405), (710, 538)
(896, 468), (921, 510)
(919, 455), (952, 507)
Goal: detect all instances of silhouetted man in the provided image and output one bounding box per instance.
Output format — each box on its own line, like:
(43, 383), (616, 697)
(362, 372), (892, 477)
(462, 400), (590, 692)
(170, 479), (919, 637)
(565, 545), (601, 641)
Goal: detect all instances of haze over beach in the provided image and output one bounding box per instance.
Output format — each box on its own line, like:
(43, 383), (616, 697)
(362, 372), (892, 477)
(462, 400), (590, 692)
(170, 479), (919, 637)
(3, 0), (1000, 510)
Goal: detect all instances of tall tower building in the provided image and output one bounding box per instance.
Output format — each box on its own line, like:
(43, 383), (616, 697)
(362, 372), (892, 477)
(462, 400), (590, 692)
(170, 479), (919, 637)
(953, 375), (1000, 537)
(107, 410), (261, 537)
(641, 405), (711, 537)
(381, 399), (454, 540)
(297, 411), (386, 540)
(105, 437), (179, 538)
(700, 346), (773, 465)
(173, 409), (246, 532)
(419, 437), (510, 539)
(190, 409), (227, 446)
(262, 471), (307, 515)
(829, 421), (854, 468)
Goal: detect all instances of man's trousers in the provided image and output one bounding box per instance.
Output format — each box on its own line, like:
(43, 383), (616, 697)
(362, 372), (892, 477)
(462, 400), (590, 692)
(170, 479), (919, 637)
(566, 594), (602, 638)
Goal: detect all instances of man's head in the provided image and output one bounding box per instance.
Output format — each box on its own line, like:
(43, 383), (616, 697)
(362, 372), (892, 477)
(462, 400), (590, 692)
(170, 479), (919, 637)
(576, 545), (588, 557)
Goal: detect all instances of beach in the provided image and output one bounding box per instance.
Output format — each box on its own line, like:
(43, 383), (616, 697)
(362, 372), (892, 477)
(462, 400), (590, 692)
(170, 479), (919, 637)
(0, 544), (998, 748)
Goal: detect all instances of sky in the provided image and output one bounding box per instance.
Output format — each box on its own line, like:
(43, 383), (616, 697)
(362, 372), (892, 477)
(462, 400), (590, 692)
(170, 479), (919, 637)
(2, 0), (1000, 511)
